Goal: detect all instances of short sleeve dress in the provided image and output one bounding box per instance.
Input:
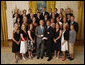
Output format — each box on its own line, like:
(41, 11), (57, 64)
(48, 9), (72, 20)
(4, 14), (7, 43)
(20, 30), (28, 54)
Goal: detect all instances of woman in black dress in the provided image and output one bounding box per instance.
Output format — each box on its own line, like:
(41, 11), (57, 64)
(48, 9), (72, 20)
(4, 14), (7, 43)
(53, 23), (62, 58)
(27, 23), (35, 59)
(12, 23), (21, 63)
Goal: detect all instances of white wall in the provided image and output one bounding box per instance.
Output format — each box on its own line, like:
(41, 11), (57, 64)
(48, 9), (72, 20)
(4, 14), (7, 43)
(6, 1), (29, 39)
(6, 1), (79, 39)
(56, 1), (78, 21)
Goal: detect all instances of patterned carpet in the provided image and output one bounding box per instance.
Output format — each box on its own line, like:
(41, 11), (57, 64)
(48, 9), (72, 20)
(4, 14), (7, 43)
(1, 46), (84, 64)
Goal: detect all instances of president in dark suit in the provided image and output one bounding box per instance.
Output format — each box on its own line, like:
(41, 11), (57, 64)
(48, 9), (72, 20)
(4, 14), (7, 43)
(44, 20), (54, 61)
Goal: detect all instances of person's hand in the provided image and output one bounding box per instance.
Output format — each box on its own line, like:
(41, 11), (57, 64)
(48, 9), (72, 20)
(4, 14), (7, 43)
(17, 41), (19, 45)
(24, 40), (27, 43)
(45, 37), (48, 40)
(71, 44), (74, 47)
(19, 40), (21, 43)
(61, 42), (64, 45)
(41, 35), (44, 37)
(38, 35), (42, 38)
(32, 40), (35, 43)
(54, 39), (56, 43)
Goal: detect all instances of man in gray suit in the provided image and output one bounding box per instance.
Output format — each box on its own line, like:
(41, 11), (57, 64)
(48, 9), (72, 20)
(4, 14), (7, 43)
(35, 20), (45, 59)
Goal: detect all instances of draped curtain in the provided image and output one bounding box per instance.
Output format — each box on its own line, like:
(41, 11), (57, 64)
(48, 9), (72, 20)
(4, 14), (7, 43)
(1, 1), (8, 42)
(29, 1), (37, 14)
(77, 1), (84, 41)
(47, 1), (56, 12)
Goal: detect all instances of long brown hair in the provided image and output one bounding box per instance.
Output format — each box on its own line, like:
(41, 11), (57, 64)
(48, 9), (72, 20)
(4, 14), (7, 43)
(29, 23), (34, 32)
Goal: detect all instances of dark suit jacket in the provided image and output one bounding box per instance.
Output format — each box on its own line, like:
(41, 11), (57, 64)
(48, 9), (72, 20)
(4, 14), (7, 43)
(44, 26), (54, 41)
(34, 14), (37, 17)
(43, 18), (49, 26)
(36, 17), (41, 25)
(28, 18), (33, 24)
(55, 13), (59, 18)
(66, 13), (73, 17)
(71, 21), (78, 33)
(67, 18), (71, 30)
(27, 13), (31, 19)
(60, 17), (63, 23)
(48, 13), (52, 19)
(20, 15), (28, 24)
(12, 13), (21, 18)
(41, 12), (49, 19)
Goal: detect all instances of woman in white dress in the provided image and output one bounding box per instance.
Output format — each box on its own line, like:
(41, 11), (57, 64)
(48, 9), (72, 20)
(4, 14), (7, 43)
(20, 24), (28, 60)
(61, 24), (69, 61)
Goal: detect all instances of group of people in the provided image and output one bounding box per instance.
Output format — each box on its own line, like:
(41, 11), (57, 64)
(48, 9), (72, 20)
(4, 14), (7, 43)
(12, 7), (78, 63)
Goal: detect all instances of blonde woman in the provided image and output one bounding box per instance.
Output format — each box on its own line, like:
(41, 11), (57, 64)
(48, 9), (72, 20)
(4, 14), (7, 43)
(61, 24), (69, 61)
(12, 23), (21, 63)
(20, 24), (28, 60)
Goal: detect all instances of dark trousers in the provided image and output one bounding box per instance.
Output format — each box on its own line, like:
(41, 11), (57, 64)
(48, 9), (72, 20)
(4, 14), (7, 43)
(46, 40), (52, 58)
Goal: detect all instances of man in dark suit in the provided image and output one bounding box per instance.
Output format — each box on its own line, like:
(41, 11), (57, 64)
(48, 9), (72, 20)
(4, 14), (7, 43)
(54, 8), (59, 18)
(67, 14), (71, 30)
(48, 8), (52, 19)
(28, 13), (34, 24)
(12, 8), (21, 18)
(20, 9), (27, 24)
(44, 20), (54, 61)
(27, 8), (32, 19)
(41, 7), (49, 19)
(70, 16), (78, 33)
(34, 9), (40, 18)
(43, 14), (48, 26)
(66, 8), (73, 17)
(35, 12), (41, 25)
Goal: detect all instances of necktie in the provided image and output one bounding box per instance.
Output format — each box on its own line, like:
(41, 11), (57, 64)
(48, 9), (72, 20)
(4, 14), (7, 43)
(43, 12), (44, 16)
(41, 27), (43, 33)
(47, 27), (48, 30)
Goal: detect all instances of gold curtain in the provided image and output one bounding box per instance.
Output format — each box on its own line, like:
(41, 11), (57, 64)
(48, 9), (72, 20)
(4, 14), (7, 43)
(77, 1), (84, 41)
(1, 1), (8, 42)
(47, 1), (56, 12)
(29, 1), (37, 14)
